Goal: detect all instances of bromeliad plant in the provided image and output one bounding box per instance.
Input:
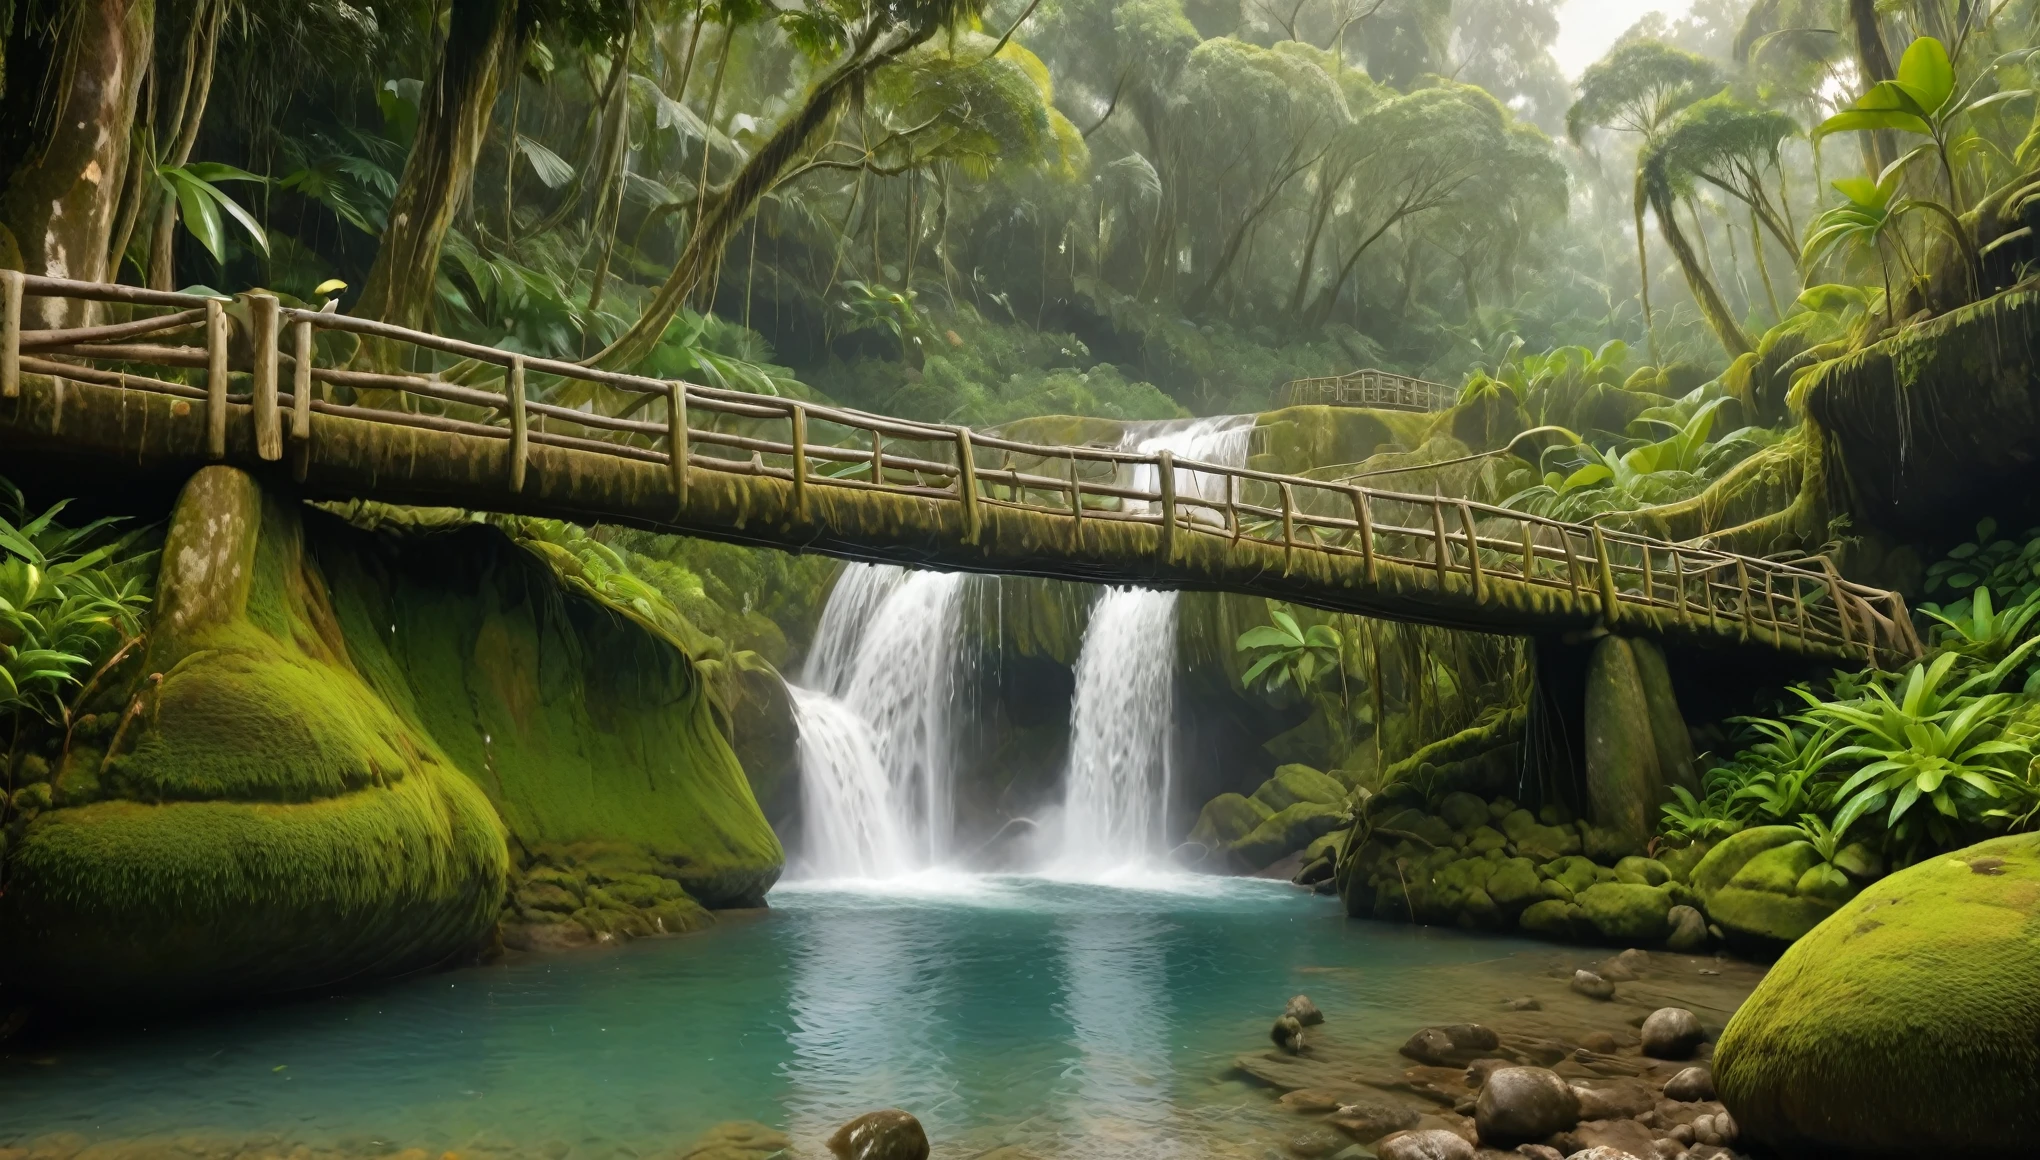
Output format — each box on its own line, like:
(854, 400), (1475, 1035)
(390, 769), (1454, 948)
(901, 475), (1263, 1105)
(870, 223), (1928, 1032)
(0, 484), (153, 729)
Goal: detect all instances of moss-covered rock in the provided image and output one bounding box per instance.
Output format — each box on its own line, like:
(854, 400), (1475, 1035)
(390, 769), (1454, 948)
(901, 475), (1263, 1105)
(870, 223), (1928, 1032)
(1252, 764), (1350, 812)
(1232, 801), (1347, 870)
(1582, 636), (1666, 849)
(1614, 856), (1672, 886)
(1485, 857), (1543, 911)
(1187, 793), (1275, 854)
(1520, 898), (1586, 938)
(1577, 882), (1675, 942)
(1437, 791), (1489, 831)
(1690, 825), (1805, 903)
(0, 468), (782, 1003)
(1714, 834), (2040, 1156)
(1706, 841), (1850, 948)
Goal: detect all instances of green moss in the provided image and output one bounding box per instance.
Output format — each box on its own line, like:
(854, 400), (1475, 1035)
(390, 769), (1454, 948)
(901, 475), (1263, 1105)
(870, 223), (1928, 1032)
(1690, 825), (1804, 904)
(1232, 801), (1347, 869)
(1186, 792), (1274, 853)
(1485, 857), (1542, 911)
(1714, 833), (2040, 1155)
(1577, 882), (1675, 942)
(1251, 765), (1348, 811)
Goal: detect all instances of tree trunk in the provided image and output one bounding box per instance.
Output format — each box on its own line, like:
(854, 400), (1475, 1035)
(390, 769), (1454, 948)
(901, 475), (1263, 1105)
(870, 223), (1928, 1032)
(0, 0), (153, 327)
(145, 0), (224, 290)
(355, 0), (519, 329)
(1648, 178), (1752, 358)
(1632, 169), (1659, 367)
(1845, 0), (1898, 173)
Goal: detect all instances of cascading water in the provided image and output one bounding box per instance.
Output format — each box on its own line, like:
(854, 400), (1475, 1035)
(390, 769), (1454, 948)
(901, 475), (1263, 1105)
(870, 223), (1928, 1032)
(788, 564), (970, 878)
(1057, 416), (1254, 873)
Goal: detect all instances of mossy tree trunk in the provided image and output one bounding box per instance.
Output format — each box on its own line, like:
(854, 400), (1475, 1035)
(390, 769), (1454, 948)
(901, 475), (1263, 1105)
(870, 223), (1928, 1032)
(354, 0), (520, 330)
(0, 0), (152, 326)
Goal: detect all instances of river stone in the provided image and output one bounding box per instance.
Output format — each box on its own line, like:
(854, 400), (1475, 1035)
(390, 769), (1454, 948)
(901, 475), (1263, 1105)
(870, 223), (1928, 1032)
(1664, 1066), (1715, 1102)
(1485, 858), (1542, 910)
(1401, 1024), (1500, 1066)
(1569, 970), (1614, 1000)
(1559, 1147), (1648, 1160)
(1629, 637), (1698, 795)
(1688, 826), (1804, 903)
(1613, 856), (1671, 886)
(1272, 1014), (1306, 1053)
(1582, 636), (1665, 849)
(825, 1110), (928, 1160)
(1578, 883), (1674, 942)
(1601, 947), (1650, 980)
(1286, 994), (1325, 1026)
(1283, 1126), (1347, 1158)
(1571, 1078), (1654, 1121)
(1713, 833), (2040, 1155)
(1325, 1102), (1420, 1142)
(1439, 792), (1489, 831)
(1664, 905), (1708, 952)
(1186, 793), (1274, 854)
(1707, 841), (1849, 947)
(1520, 899), (1585, 938)
(1641, 1008), (1704, 1060)
(1473, 1067), (1580, 1145)
(680, 1122), (793, 1160)
(1561, 1118), (1659, 1158)
(1373, 1128), (1476, 1160)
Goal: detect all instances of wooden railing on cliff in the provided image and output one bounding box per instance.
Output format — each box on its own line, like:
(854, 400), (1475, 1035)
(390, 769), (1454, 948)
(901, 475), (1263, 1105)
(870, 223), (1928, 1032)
(0, 273), (1921, 667)
(1279, 368), (1458, 412)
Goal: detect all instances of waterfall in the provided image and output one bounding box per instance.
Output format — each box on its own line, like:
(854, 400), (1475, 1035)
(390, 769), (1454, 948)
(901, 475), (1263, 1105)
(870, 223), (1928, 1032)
(790, 564), (969, 877)
(1057, 416), (1253, 872)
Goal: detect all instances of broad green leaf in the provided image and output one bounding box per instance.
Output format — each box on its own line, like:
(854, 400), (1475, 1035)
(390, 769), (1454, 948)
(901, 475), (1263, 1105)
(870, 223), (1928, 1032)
(1896, 36), (1954, 111)
(1236, 626), (1297, 650)
(518, 138), (575, 189)
(168, 172), (226, 262)
(1814, 106), (1930, 141)
(1241, 653), (1282, 686)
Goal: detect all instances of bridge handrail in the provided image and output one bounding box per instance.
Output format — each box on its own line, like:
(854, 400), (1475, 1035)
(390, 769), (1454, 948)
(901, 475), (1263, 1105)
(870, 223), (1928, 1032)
(0, 273), (1921, 666)
(1280, 368), (1458, 412)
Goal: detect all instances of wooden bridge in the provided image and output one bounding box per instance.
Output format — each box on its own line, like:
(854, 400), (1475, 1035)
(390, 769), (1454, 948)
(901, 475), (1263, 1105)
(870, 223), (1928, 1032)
(0, 274), (1919, 667)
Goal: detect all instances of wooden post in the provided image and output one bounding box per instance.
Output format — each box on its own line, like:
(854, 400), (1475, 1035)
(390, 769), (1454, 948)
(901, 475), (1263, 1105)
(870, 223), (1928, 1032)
(1227, 473), (1241, 542)
(1762, 569), (1782, 646)
(1672, 550), (1688, 619)
(956, 427), (980, 544)
(1639, 544), (1655, 607)
(1280, 482), (1297, 559)
(1355, 488), (1376, 583)
(1, 269), (22, 399)
(667, 381), (689, 510)
(1069, 451), (1083, 549)
(1591, 524), (1620, 625)
(249, 293), (282, 461)
(205, 299), (228, 459)
(789, 403), (809, 518)
(507, 355), (528, 493)
(1431, 501), (1449, 586)
(1735, 557), (1755, 644)
(1157, 449), (1177, 563)
(1562, 530), (1583, 600)
(1458, 502), (1483, 602)
(1702, 559), (1719, 630)
(291, 317), (313, 441)
(1519, 522), (1537, 583)
(871, 430), (885, 486)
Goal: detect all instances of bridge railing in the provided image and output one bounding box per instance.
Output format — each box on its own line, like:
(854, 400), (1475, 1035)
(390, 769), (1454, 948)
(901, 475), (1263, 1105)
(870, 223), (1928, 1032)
(1, 273), (1920, 665)
(1279, 369), (1458, 412)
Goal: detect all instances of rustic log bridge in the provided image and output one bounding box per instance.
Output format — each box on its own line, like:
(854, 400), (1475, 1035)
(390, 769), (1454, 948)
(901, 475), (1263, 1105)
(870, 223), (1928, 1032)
(0, 275), (1921, 667)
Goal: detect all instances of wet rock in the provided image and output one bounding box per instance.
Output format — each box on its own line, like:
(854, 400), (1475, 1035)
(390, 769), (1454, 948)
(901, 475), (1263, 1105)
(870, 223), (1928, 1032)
(1569, 970), (1614, 1000)
(1294, 855), (1335, 886)
(679, 1122), (793, 1160)
(1560, 1117), (1659, 1157)
(1515, 1147), (1565, 1160)
(1401, 1024), (1500, 1066)
(1577, 1031), (1622, 1055)
(1560, 1149), (1647, 1160)
(1600, 948), (1650, 981)
(1374, 1129), (1476, 1160)
(1286, 994), (1325, 1026)
(1664, 1066), (1715, 1103)
(1280, 1087), (1367, 1113)
(1502, 996), (1542, 1011)
(1473, 1067), (1580, 1146)
(1254, 765), (1351, 812)
(1465, 1058), (1514, 1087)
(1187, 794), (1275, 854)
(1325, 1102), (1421, 1142)
(1689, 1111), (1738, 1147)
(1272, 1014), (1307, 1054)
(1663, 905), (1708, 953)
(1283, 1127), (1348, 1158)
(1234, 802), (1350, 871)
(1640, 1008), (1704, 1060)
(825, 1110), (929, 1160)
(1571, 1079), (1654, 1121)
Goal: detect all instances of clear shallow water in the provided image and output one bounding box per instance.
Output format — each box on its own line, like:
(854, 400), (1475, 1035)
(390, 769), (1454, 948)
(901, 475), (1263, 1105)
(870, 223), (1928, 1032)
(0, 874), (1550, 1159)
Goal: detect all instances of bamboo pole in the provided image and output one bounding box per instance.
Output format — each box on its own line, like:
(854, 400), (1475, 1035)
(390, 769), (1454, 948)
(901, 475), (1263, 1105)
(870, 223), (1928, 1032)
(790, 403), (809, 518)
(1591, 524), (1619, 625)
(957, 428), (980, 544)
(1431, 501), (1449, 587)
(205, 299), (228, 459)
(249, 293), (282, 461)
(1458, 502), (1483, 602)
(1, 269), (22, 398)
(1356, 489), (1376, 583)
(1157, 449), (1177, 563)
(668, 381), (689, 509)
(508, 355), (529, 493)
(291, 318), (313, 441)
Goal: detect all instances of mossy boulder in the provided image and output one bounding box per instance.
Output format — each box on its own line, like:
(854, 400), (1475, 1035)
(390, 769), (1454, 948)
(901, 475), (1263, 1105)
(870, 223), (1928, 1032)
(1232, 801), (1347, 870)
(1502, 808), (1581, 861)
(1303, 827), (1351, 866)
(1706, 841), (1853, 948)
(1577, 882), (1676, 942)
(1437, 791), (1489, 831)
(1252, 764), (1350, 812)
(1614, 856), (1672, 886)
(1485, 857), (1543, 911)
(1520, 898), (1587, 938)
(1690, 825), (1805, 902)
(1714, 834), (2040, 1156)
(1187, 793), (1275, 854)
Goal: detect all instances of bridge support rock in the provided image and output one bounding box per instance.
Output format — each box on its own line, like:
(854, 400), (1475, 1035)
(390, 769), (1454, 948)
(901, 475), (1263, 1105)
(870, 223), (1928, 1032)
(1537, 634), (1699, 856)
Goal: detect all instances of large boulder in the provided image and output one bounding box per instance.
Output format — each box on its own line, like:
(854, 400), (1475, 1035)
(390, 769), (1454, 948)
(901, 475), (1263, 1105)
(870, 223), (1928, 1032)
(1252, 764), (1350, 812)
(1186, 793), (1274, 856)
(1577, 882), (1676, 942)
(1582, 636), (1667, 849)
(1714, 834), (2040, 1155)
(1705, 840), (1853, 948)
(1475, 1066), (1580, 1145)
(1231, 801), (1347, 870)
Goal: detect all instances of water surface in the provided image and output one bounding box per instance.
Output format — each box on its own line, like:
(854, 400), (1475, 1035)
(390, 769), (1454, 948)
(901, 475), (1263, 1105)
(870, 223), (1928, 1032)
(1, 874), (1557, 1159)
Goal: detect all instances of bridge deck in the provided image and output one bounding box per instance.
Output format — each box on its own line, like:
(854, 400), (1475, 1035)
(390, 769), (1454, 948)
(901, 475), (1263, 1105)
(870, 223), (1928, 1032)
(0, 274), (1919, 666)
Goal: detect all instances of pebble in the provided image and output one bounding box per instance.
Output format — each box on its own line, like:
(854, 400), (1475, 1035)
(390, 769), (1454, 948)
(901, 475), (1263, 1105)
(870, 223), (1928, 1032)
(1664, 905), (1709, 953)
(1569, 970), (1614, 1000)
(1690, 1111), (1738, 1147)
(1284, 1127), (1347, 1158)
(1400, 1024), (1500, 1065)
(1272, 1014), (1307, 1053)
(1502, 997), (1542, 1011)
(1325, 1102), (1420, 1143)
(1374, 1129), (1475, 1160)
(1600, 949), (1650, 981)
(1474, 1067), (1580, 1145)
(1286, 994), (1326, 1026)
(1515, 1148), (1564, 1160)
(825, 1110), (929, 1160)
(1639, 1008), (1704, 1060)
(1663, 1065), (1715, 1103)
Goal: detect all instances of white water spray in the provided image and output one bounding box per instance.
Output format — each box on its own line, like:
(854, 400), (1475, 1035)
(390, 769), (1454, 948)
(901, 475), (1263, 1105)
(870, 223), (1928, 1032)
(790, 564), (969, 877)
(1056, 416), (1253, 872)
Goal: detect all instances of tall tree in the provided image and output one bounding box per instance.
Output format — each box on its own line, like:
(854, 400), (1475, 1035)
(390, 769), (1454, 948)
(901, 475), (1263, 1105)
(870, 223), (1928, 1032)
(1641, 131), (1753, 357)
(0, 0), (153, 325)
(1567, 40), (1720, 367)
